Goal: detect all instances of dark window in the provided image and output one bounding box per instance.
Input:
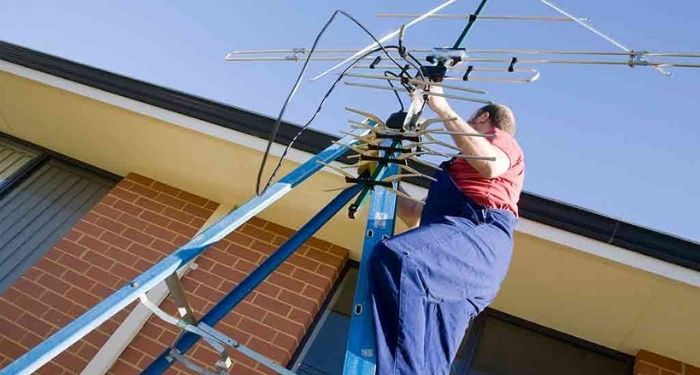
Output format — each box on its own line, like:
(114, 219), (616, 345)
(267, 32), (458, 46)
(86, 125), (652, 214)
(293, 265), (633, 375)
(0, 136), (116, 293)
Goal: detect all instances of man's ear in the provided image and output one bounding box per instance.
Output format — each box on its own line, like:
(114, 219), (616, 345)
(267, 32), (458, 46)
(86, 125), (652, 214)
(478, 111), (490, 123)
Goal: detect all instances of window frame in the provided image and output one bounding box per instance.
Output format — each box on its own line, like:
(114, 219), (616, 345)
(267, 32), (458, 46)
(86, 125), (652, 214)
(293, 262), (635, 375)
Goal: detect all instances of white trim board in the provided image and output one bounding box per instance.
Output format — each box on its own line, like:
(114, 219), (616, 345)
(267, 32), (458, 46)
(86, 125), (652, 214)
(2, 59), (697, 289)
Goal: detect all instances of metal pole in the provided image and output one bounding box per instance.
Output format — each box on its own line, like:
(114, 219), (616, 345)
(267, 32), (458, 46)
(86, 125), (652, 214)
(143, 183), (364, 374)
(311, 0), (459, 81)
(453, 0), (490, 49)
(0, 130), (366, 375)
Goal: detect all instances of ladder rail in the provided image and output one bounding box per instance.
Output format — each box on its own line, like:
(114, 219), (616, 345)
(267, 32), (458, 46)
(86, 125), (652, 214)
(0, 130), (367, 375)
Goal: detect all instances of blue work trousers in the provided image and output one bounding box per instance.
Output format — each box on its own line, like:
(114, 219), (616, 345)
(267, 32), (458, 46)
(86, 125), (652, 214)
(370, 163), (516, 375)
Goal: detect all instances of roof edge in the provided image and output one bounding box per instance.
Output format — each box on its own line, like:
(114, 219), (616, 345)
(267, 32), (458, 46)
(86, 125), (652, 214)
(1, 40), (697, 271)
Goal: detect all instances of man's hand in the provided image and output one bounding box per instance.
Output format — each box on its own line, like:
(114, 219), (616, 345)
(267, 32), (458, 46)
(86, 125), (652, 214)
(426, 85), (451, 116)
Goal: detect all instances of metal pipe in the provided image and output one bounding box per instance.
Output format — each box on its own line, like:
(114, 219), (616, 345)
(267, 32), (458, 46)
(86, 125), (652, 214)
(311, 0), (459, 80)
(376, 13), (590, 22)
(343, 72), (488, 94)
(0, 130), (367, 375)
(143, 184), (364, 374)
(343, 81), (492, 104)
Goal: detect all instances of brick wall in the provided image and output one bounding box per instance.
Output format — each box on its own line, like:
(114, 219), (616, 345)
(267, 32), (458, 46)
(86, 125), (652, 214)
(112, 217), (349, 375)
(635, 350), (700, 375)
(0, 173), (350, 375)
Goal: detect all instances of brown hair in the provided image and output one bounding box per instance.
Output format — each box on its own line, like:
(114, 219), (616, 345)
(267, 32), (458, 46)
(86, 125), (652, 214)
(476, 104), (516, 136)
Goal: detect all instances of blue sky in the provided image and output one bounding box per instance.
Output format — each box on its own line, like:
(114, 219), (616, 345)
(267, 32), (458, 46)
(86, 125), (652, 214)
(1, 0), (699, 242)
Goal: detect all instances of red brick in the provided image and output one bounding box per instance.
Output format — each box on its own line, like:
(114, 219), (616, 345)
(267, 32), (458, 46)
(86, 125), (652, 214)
(154, 193), (187, 209)
(101, 194), (117, 206)
(302, 285), (325, 301)
(93, 202), (123, 219)
(228, 232), (255, 247)
(62, 269), (94, 290)
(253, 294), (292, 317)
(264, 222), (296, 238)
(0, 299), (23, 320)
(250, 240), (277, 255)
(0, 339), (27, 360)
(105, 246), (138, 265)
(240, 225), (275, 242)
(191, 217), (207, 228)
(66, 288), (100, 308)
(43, 308), (73, 326)
(150, 181), (180, 197)
(36, 273), (71, 295)
(82, 249), (114, 270)
(235, 301), (268, 319)
(111, 263), (139, 281)
(144, 225), (177, 242)
(95, 216), (127, 234)
(81, 211), (100, 223)
(12, 277), (46, 297)
(86, 266), (121, 287)
(257, 282), (281, 299)
(306, 248), (344, 269)
(686, 364), (700, 375)
(114, 199), (144, 216)
(90, 282), (115, 297)
(237, 317), (276, 342)
(122, 228), (155, 246)
(39, 291), (75, 314)
(317, 263), (338, 279)
(19, 314), (54, 336)
(78, 235), (111, 253)
(209, 264), (246, 282)
(128, 243), (162, 263)
(635, 361), (660, 375)
(135, 197), (166, 213)
(167, 220), (197, 237)
(53, 239), (86, 257)
(0, 317), (28, 340)
(248, 336), (290, 364)
(660, 370), (678, 375)
(56, 252), (91, 272)
(236, 259), (261, 275)
(272, 332), (298, 351)
(109, 360), (141, 375)
(19, 332), (43, 348)
(276, 263), (295, 276)
(139, 209), (172, 227)
(637, 351), (683, 373)
(305, 237), (332, 251)
(177, 191), (209, 207)
(33, 258), (69, 276)
(328, 245), (349, 259)
(77, 342), (100, 361)
(126, 173), (155, 187)
(263, 313), (305, 339)
(183, 203), (211, 219)
(129, 183), (159, 199)
(189, 270), (223, 290)
(150, 239), (174, 254)
(196, 284), (226, 302)
(279, 291), (318, 313)
(293, 268), (331, 290)
(205, 201), (219, 210)
(55, 351), (88, 372)
(74, 221), (105, 238)
(268, 273), (305, 293)
(229, 244), (262, 263)
(288, 254), (320, 272)
(163, 207), (195, 224)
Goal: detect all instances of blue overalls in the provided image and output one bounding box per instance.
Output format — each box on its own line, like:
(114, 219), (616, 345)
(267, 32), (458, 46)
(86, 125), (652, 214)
(369, 161), (517, 375)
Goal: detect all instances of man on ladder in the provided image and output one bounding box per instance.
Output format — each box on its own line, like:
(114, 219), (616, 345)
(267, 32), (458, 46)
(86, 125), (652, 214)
(369, 86), (525, 374)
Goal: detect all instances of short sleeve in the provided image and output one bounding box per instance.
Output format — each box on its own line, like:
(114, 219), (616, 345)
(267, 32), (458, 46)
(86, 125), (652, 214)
(490, 128), (522, 168)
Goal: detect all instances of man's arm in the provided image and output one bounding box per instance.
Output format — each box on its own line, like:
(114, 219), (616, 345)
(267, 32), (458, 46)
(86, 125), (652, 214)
(427, 86), (510, 179)
(396, 185), (423, 229)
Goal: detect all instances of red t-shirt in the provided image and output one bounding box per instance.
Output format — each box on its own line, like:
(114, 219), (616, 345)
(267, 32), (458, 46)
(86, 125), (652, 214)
(448, 128), (525, 216)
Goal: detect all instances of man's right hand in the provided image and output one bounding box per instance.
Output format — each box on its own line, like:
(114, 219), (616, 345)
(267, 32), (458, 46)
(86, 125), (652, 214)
(426, 85), (452, 116)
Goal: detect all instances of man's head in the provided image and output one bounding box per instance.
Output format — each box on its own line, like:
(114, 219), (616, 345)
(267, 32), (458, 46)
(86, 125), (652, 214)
(469, 104), (516, 136)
